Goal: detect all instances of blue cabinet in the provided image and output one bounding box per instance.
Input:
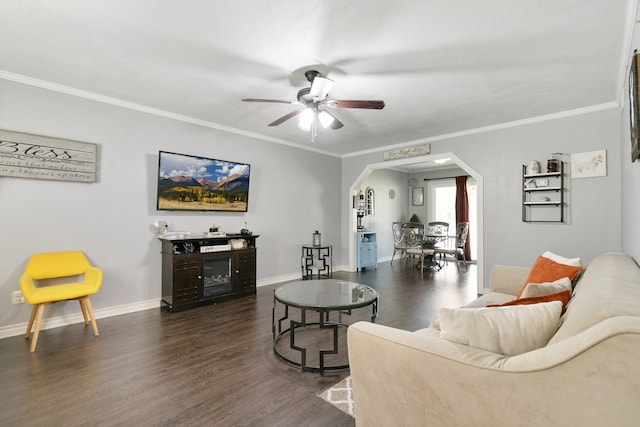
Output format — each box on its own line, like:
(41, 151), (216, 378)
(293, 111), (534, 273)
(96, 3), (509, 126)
(356, 231), (377, 271)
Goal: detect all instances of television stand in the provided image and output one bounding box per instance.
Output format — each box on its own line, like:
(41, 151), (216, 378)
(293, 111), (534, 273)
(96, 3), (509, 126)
(159, 233), (259, 312)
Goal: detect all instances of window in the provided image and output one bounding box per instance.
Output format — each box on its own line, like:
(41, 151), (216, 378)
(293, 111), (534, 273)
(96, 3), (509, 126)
(427, 179), (456, 234)
(427, 178), (477, 261)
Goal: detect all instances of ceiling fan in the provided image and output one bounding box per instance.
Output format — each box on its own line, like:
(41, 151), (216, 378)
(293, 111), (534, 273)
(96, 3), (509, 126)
(242, 70), (385, 142)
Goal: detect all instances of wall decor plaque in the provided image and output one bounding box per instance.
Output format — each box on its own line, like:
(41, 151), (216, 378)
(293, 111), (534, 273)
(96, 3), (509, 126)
(383, 143), (431, 161)
(0, 129), (97, 182)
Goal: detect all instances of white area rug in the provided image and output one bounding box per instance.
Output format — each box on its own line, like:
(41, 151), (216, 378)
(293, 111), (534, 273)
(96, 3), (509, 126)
(317, 376), (355, 418)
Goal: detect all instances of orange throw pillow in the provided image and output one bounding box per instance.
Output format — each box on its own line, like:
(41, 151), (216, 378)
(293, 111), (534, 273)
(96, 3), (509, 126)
(517, 256), (582, 299)
(488, 290), (571, 314)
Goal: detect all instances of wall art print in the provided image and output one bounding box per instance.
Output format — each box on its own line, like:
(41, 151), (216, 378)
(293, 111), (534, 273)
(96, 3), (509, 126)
(571, 150), (607, 179)
(0, 129), (97, 182)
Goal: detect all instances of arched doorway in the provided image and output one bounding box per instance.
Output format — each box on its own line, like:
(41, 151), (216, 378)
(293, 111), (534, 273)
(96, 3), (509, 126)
(348, 152), (485, 293)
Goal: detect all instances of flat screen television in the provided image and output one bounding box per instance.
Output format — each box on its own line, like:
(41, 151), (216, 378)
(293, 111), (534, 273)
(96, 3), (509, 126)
(157, 150), (250, 212)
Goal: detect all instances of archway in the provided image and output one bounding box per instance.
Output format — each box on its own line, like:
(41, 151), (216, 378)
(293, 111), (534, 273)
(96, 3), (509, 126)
(348, 152), (485, 293)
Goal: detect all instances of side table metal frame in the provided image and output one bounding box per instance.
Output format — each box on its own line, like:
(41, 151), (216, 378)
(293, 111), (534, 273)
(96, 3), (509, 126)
(301, 244), (332, 279)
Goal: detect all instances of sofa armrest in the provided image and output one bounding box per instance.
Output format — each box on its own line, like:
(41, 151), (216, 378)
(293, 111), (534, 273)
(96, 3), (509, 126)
(347, 320), (640, 426)
(489, 264), (529, 295)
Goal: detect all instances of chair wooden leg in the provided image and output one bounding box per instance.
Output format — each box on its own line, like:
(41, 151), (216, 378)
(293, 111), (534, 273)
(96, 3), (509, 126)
(25, 305), (37, 339)
(78, 299), (89, 325)
(81, 296), (99, 336)
(30, 303), (47, 353)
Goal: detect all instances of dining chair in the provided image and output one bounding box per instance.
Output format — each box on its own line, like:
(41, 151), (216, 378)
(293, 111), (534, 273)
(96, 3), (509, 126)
(19, 250), (103, 352)
(426, 221), (449, 245)
(403, 222), (433, 272)
(391, 221), (407, 265)
(435, 222), (470, 271)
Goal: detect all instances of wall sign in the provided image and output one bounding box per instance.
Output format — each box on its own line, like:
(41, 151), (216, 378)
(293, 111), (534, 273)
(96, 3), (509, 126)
(383, 143), (431, 161)
(0, 129), (97, 183)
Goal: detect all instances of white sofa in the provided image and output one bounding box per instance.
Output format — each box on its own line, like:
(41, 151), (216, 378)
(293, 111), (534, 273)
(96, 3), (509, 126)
(347, 252), (640, 426)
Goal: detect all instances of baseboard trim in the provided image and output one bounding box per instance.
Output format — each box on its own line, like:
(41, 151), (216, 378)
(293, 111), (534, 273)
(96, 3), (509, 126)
(256, 272), (301, 287)
(0, 299), (161, 339)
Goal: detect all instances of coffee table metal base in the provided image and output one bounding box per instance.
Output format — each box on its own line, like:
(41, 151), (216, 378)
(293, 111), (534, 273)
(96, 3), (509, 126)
(272, 281), (378, 374)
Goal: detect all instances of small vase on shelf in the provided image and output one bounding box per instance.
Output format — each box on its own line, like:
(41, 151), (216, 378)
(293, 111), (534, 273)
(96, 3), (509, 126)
(527, 161), (540, 175)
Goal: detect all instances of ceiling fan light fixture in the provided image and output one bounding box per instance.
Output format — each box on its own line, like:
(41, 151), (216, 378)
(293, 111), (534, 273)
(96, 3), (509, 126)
(318, 110), (335, 128)
(242, 68), (385, 142)
(298, 108), (313, 131)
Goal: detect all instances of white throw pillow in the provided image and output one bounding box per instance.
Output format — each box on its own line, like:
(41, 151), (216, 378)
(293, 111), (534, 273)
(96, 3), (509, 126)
(438, 301), (562, 356)
(542, 251), (583, 267)
(520, 277), (573, 298)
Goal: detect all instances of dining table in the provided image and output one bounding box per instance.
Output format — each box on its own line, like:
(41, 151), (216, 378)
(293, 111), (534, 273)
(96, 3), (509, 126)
(421, 234), (447, 271)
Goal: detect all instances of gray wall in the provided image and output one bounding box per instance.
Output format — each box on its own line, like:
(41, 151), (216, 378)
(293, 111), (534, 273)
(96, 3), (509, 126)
(342, 107), (622, 290)
(0, 79), (342, 334)
(358, 168), (409, 261)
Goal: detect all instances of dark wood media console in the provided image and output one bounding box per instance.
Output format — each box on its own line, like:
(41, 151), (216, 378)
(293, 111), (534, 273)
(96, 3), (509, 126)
(160, 234), (259, 312)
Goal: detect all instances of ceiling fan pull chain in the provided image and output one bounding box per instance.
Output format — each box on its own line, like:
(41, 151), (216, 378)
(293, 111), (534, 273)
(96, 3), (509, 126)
(311, 112), (318, 143)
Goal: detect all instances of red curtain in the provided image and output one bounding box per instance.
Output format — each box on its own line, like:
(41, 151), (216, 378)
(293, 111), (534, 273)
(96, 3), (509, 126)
(455, 176), (471, 261)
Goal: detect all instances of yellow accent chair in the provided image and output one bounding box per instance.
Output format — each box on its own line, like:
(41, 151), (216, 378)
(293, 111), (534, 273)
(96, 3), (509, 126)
(19, 250), (103, 352)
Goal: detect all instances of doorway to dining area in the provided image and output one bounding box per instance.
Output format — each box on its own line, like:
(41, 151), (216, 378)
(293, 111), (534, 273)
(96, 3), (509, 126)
(348, 153), (484, 293)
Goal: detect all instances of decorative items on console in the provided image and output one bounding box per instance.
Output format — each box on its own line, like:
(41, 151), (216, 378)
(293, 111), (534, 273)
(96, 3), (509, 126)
(205, 225), (225, 238)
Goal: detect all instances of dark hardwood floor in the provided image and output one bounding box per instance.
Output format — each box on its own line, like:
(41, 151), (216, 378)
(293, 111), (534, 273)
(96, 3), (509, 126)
(0, 260), (476, 427)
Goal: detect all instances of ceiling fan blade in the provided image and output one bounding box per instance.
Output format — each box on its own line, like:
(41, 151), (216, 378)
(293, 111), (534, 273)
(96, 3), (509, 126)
(319, 108), (344, 129)
(268, 109), (305, 126)
(242, 98), (293, 104)
(309, 75), (334, 100)
(331, 100), (385, 109)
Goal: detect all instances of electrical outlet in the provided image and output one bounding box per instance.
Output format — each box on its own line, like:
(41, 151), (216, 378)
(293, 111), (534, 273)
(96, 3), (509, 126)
(12, 290), (24, 305)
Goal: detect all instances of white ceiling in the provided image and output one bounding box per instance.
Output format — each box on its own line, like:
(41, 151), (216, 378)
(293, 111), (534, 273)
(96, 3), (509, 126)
(0, 1), (633, 157)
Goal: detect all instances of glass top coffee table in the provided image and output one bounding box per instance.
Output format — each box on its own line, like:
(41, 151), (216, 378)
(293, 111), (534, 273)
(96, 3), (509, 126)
(272, 279), (378, 373)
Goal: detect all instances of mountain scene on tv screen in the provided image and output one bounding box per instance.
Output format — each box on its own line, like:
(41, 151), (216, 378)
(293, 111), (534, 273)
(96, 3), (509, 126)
(158, 154), (249, 211)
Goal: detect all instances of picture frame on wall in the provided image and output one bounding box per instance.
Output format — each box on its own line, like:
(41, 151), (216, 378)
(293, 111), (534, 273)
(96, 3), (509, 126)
(412, 187), (424, 206)
(571, 150), (607, 179)
(629, 50), (640, 162)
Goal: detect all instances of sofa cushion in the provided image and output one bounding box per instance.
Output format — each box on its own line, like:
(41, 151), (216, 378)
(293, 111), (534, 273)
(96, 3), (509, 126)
(541, 250), (583, 267)
(520, 277), (572, 298)
(517, 256), (582, 298)
(487, 290), (571, 313)
(429, 292), (514, 330)
(438, 301), (562, 356)
(548, 252), (640, 345)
